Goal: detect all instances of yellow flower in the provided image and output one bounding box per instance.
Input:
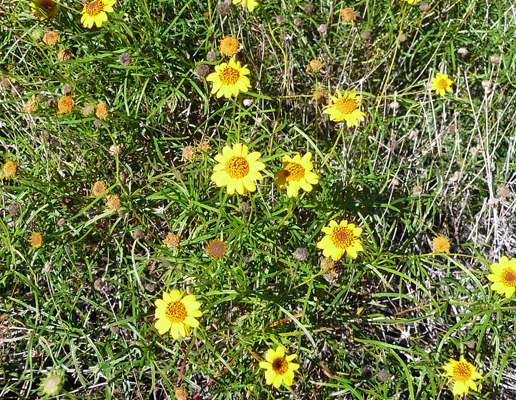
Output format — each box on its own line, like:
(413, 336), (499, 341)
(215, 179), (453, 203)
(274, 152), (319, 198)
(431, 73), (453, 97)
(57, 96), (74, 114)
(2, 160), (18, 179)
(154, 290), (202, 339)
(433, 236), (450, 254)
(211, 143), (265, 195)
(488, 255), (516, 298)
(259, 346), (300, 388)
(219, 35), (240, 57)
(96, 103), (109, 119)
(322, 90), (366, 127)
(206, 58), (251, 99)
(30, 0), (58, 19)
(442, 356), (482, 396)
(30, 232), (43, 248)
(81, 0), (116, 29)
(206, 239), (226, 258)
(403, 0), (421, 3)
(233, 0), (258, 12)
(340, 7), (356, 23)
(317, 220), (363, 261)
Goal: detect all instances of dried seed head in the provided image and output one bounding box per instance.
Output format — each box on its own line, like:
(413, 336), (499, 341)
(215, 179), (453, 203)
(198, 142), (211, 152)
(206, 51), (217, 62)
(119, 53), (132, 66)
(106, 195), (121, 211)
(391, 177), (400, 187)
(481, 80), (492, 90)
(2, 160), (17, 178)
(94, 279), (104, 291)
(10, 85), (22, 97)
(195, 64), (210, 78)
(388, 139), (398, 151)
(175, 387), (189, 400)
(304, 4), (314, 14)
(457, 47), (468, 56)
(44, 261), (52, 273)
(182, 146), (197, 161)
(413, 186), (422, 195)
(217, 2), (230, 15)
(239, 201), (251, 213)
(497, 186), (511, 198)
(57, 49), (72, 62)
(39, 369), (65, 397)
(23, 99), (38, 114)
(43, 30), (60, 46)
(317, 24), (327, 34)
(398, 34), (407, 43)
(276, 15), (286, 25)
(83, 104), (94, 116)
(340, 7), (356, 22)
(419, 2), (430, 12)
(92, 181), (107, 196)
(470, 146), (479, 156)
(96, 103), (109, 119)
(62, 84), (73, 94)
(388, 101), (399, 110)
(57, 95), (74, 114)
(361, 30), (371, 40)
(94, 119), (103, 128)
(490, 54), (501, 64)
(377, 369), (389, 382)
(306, 59), (323, 73)
(293, 248), (309, 261)
(1, 77), (11, 89)
(133, 228), (145, 239)
(47, 98), (57, 108)
(8, 203), (20, 216)
(293, 17), (303, 27)
(432, 236), (450, 254)
(164, 233), (181, 249)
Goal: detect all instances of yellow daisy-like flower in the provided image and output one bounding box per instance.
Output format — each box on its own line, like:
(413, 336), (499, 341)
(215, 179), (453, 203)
(154, 290), (203, 339)
(233, 0), (258, 12)
(259, 346), (300, 388)
(211, 143), (265, 195)
(30, 232), (43, 248)
(206, 58), (251, 99)
(322, 90), (367, 127)
(219, 35), (240, 57)
(317, 220), (364, 261)
(431, 73), (453, 97)
(433, 236), (451, 254)
(30, 0), (58, 19)
(2, 160), (18, 179)
(274, 152), (319, 198)
(81, 0), (116, 29)
(488, 256), (516, 298)
(403, 0), (421, 3)
(442, 356), (483, 396)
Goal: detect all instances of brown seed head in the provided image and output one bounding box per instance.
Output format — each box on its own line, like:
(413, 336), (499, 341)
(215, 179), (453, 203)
(9, 203), (21, 216)
(217, 2), (230, 15)
(175, 387), (189, 400)
(47, 98), (57, 108)
(164, 233), (181, 249)
(294, 17), (303, 27)
(96, 103), (109, 119)
(94, 279), (104, 291)
(304, 4), (314, 14)
(1, 78), (11, 89)
(195, 64), (210, 78)
(57, 49), (72, 62)
(182, 146), (197, 161)
(239, 201), (251, 213)
(306, 59), (323, 73)
(457, 47), (468, 56)
(361, 30), (371, 40)
(419, 2), (430, 12)
(377, 369), (390, 382)
(481, 80), (492, 90)
(317, 24), (327, 34)
(497, 186), (511, 198)
(119, 53), (132, 66)
(207, 239), (226, 258)
(133, 228), (145, 239)
(341, 7), (356, 22)
(83, 104), (94, 116)
(293, 248), (309, 261)
(92, 180), (107, 196)
(57, 95), (74, 114)
(206, 51), (217, 62)
(106, 195), (121, 211)
(62, 84), (73, 94)
(276, 15), (286, 25)
(43, 30), (60, 46)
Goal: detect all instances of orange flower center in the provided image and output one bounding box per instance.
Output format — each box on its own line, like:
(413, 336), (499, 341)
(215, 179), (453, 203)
(330, 226), (354, 249)
(501, 268), (516, 287)
(437, 79), (448, 89)
(272, 357), (289, 375)
(219, 66), (240, 85)
(225, 156), (249, 178)
(165, 301), (187, 323)
(335, 96), (358, 115)
(207, 240), (226, 258)
(452, 362), (473, 383)
(40, 0), (55, 13)
(85, 0), (105, 16)
(284, 162), (305, 182)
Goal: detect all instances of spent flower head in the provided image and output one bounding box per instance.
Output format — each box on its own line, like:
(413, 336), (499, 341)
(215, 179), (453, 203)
(30, 232), (43, 248)
(433, 236), (450, 254)
(2, 160), (17, 179)
(219, 35), (240, 57)
(30, 0), (59, 19)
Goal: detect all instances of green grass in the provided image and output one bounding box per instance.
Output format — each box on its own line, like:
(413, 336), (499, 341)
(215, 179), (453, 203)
(1, 0), (516, 398)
